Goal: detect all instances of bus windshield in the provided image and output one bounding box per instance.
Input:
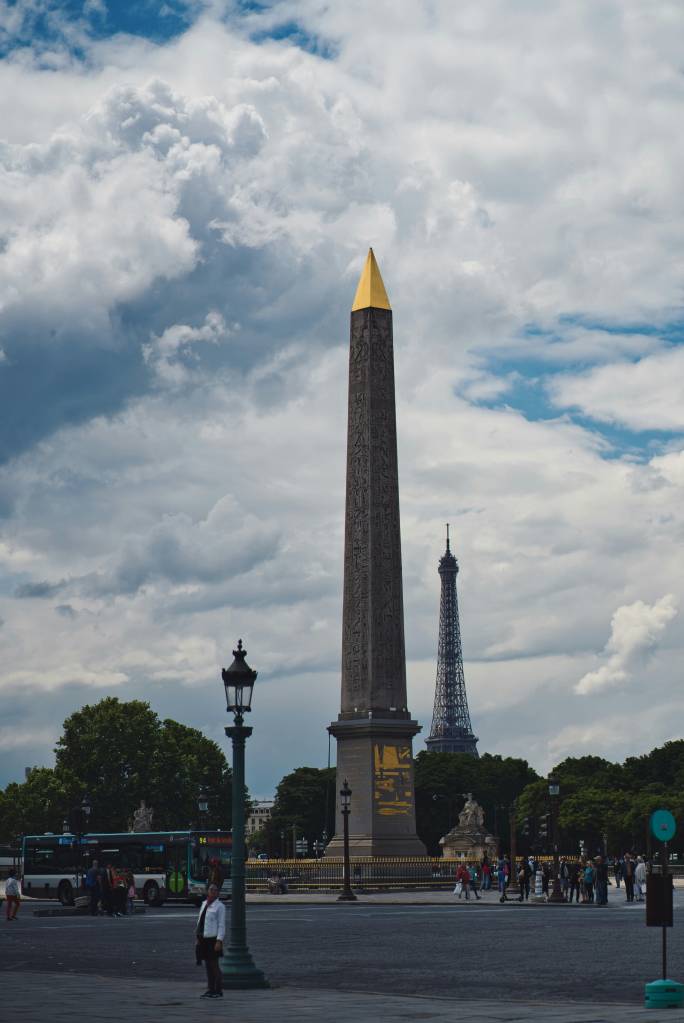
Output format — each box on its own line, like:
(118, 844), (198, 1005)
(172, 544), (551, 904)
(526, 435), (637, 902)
(190, 834), (232, 885)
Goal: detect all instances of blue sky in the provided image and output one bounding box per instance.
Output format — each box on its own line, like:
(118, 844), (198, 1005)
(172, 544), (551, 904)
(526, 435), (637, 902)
(0, 0), (683, 798)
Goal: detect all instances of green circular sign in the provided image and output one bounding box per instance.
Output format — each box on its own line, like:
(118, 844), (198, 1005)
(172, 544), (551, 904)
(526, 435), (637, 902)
(651, 809), (676, 843)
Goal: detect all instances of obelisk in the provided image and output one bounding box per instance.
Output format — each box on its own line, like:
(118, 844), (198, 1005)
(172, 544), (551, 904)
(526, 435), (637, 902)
(327, 250), (426, 857)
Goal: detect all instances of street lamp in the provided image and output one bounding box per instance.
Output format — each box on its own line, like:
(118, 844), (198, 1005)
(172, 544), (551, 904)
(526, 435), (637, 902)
(547, 775), (564, 903)
(337, 779), (357, 903)
(220, 639), (268, 989)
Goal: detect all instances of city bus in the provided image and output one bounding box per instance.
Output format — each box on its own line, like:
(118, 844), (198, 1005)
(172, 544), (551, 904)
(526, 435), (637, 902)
(0, 843), (20, 879)
(21, 830), (232, 906)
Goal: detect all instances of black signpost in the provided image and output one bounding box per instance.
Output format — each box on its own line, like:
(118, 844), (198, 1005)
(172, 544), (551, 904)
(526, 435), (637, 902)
(644, 810), (683, 1009)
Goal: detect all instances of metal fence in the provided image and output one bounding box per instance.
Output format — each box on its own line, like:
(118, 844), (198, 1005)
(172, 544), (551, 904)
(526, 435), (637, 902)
(247, 857), (483, 892)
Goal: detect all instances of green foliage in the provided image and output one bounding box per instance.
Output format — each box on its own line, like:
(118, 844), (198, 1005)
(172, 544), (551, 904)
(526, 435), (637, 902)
(268, 766), (335, 854)
(516, 743), (684, 857)
(0, 767), (80, 841)
(414, 751), (538, 854)
(0, 697), (233, 840)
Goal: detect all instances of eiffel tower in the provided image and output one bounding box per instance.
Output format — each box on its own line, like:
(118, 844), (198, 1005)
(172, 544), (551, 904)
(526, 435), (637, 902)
(425, 525), (479, 756)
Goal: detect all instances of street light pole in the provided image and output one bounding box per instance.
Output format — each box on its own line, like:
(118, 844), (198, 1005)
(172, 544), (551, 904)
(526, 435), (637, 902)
(337, 779), (357, 903)
(547, 775), (564, 903)
(220, 639), (269, 989)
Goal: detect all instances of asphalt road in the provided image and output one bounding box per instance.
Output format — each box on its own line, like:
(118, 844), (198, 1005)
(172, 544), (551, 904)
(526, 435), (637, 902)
(2, 896), (681, 1004)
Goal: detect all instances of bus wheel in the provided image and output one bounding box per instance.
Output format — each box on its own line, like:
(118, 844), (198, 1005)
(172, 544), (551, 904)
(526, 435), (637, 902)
(58, 881), (74, 906)
(144, 881), (161, 906)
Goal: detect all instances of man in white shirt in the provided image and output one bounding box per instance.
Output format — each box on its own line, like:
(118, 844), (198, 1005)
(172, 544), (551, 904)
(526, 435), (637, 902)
(195, 883), (226, 998)
(5, 869), (21, 920)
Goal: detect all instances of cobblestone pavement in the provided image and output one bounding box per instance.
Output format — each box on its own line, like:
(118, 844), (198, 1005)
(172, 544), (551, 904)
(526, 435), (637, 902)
(8, 972), (684, 1023)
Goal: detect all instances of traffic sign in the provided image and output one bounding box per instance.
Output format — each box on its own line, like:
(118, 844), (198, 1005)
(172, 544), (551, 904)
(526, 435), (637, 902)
(651, 809), (676, 843)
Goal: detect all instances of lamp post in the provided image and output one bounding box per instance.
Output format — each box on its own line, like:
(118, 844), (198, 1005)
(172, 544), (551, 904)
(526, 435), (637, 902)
(337, 779), (357, 902)
(220, 639), (268, 989)
(547, 776), (564, 903)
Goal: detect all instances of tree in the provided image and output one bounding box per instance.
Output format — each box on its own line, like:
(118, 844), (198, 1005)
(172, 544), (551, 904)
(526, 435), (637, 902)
(414, 751), (538, 855)
(268, 767), (335, 855)
(55, 698), (163, 830)
(0, 767), (80, 842)
(0, 697), (235, 841)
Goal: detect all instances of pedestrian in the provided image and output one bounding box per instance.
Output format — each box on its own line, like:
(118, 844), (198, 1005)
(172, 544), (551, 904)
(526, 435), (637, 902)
(568, 860), (580, 903)
(614, 857), (623, 889)
(470, 865), (482, 900)
(623, 853), (635, 903)
(112, 866), (128, 916)
(455, 863), (470, 899)
(99, 863), (115, 917)
(541, 861), (550, 896)
(583, 860), (595, 903)
(497, 855), (509, 902)
(560, 858), (570, 900)
(594, 856), (608, 905)
(195, 883), (225, 999)
(635, 856), (647, 902)
(481, 858), (491, 891)
(126, 870), (136, 915)
(4, 869), (21, 921)
(85, 859), (101, 916)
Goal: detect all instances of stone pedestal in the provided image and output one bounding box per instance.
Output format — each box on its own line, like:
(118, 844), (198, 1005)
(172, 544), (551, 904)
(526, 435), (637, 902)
(326, 719), (426, 857)
(439, 795), (498, 862)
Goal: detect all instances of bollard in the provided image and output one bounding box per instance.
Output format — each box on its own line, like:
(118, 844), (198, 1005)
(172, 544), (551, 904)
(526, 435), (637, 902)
(645, 979), (684, 1009)
(530, 869), (545, 903)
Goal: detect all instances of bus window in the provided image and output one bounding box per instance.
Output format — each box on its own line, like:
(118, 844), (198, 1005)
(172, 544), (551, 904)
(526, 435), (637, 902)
(143, 844), (166, 871)
(25, 844), (57, 873)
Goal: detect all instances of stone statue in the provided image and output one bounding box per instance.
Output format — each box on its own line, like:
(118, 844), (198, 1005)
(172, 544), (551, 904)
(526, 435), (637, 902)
(459, 793), (485, 831)
(439, 794), (498, 861)
(132, 800), (154, 833)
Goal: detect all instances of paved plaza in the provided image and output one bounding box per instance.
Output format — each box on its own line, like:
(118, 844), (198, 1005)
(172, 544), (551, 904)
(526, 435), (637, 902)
(3, 891), (684, 1021)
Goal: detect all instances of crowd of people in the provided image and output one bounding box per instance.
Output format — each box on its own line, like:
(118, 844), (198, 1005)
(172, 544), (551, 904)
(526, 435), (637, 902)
(452, 852), (653, 904)
(84, 859), (136, 917)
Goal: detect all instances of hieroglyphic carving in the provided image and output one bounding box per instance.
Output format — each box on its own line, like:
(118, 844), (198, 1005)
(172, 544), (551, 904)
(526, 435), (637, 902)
(373, 743), (412, 816)
(341, 307), (407, 715)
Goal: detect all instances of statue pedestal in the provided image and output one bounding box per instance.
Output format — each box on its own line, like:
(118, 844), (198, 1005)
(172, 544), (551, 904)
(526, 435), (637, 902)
(439, 795), (498, 863)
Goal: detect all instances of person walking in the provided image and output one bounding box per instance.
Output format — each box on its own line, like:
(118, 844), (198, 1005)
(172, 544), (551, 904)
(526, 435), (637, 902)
(635, 856), (647, 902)
(497, 855), (509, 902)
(4, 869), (21, 921)
(112, 866), (128, 916)
(594, 856), (609, 905)
(470, 864), (482, 900)
(614, 857), (623, 889)
(195, 883), (225, 999)
(568, 860), (580, 903)
(85, 859), (101, 916)
(560, 858), (570, 900)
(99, 863), (115, 917)
(126, 870), (136, 915)
(583, 860), (595, 903)
(455, 863), (470, 899)
(480, 858), (491, 891)
(623, 853), (635, 903)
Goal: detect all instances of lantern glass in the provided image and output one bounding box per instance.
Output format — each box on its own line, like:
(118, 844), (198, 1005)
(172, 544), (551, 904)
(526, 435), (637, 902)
(198, 796), (209, 814)
(548, 777), (560, 798)
(81, 796), (91, 818)
(221, 639), (257, 714)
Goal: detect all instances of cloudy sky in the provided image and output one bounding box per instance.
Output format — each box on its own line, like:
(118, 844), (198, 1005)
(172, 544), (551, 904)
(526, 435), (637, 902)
(1, 0), (683, 798)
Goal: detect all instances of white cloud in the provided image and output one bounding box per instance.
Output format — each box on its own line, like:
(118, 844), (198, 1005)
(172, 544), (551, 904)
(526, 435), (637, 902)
(549, 348), (684, 431)
(1, 4), (684, 790)
(143, 311), (233, 387)
(575, 595), (678, 695)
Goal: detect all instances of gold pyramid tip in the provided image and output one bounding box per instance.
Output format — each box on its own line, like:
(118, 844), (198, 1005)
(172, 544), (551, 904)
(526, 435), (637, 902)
(351, 248), (391, 312)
